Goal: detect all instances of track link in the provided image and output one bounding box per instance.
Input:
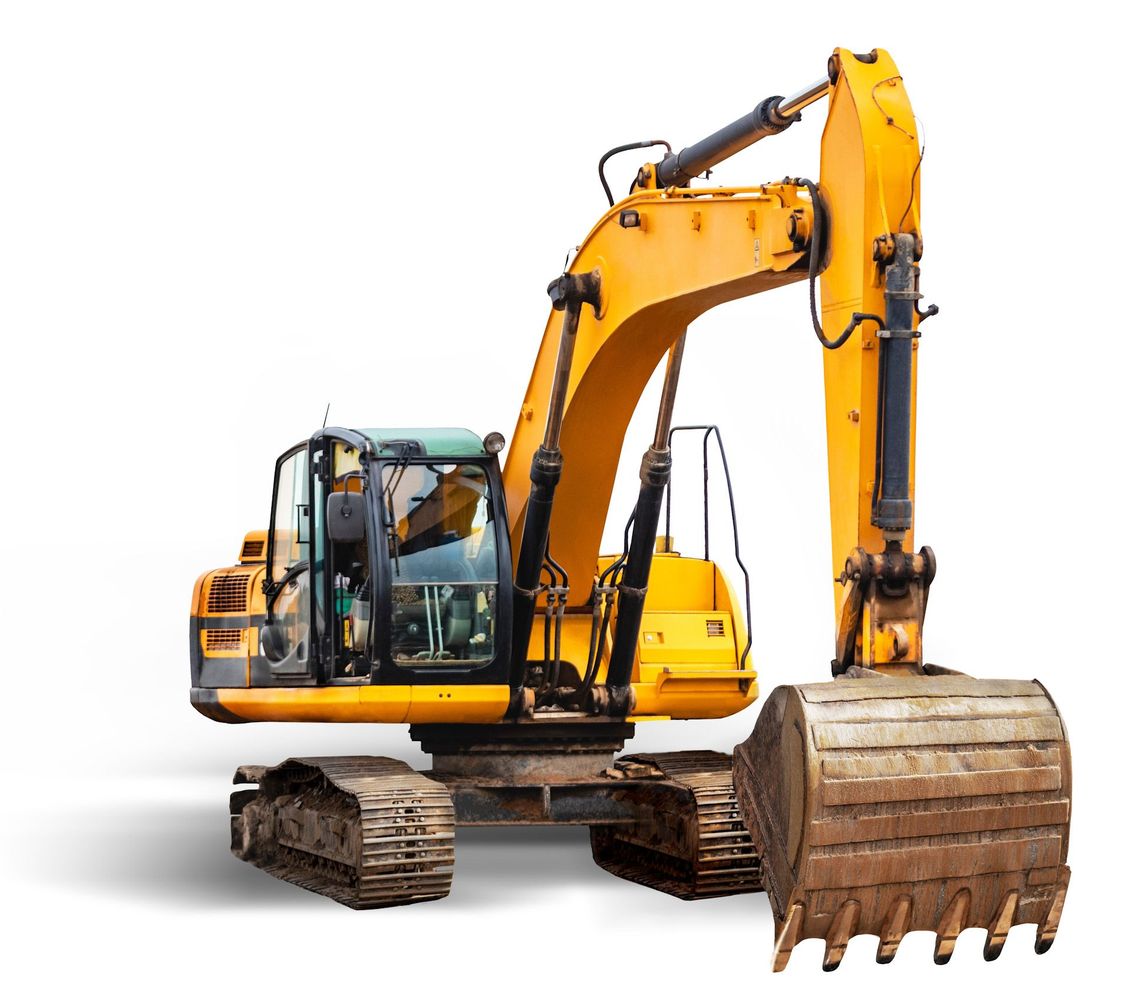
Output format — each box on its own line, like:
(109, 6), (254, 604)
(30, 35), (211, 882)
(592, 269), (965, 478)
(590, 750), (761, 899)
(231, 756), (455, 908)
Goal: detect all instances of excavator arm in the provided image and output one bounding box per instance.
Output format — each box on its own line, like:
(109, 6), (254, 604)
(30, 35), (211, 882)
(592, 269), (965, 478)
(503, 49), (931, 688)
(501, 183), (810, 587)
(505, 47), (1071, 968)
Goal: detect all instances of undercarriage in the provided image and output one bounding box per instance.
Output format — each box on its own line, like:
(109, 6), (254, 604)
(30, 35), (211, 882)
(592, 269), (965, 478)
(230, 721), (761, 906)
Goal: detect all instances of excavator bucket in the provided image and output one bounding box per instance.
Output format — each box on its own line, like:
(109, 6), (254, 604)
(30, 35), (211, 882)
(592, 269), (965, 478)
(733, 673), (1071, 970)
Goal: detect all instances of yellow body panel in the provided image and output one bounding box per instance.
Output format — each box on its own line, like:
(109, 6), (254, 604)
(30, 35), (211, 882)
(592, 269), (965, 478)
(215, 685), (510, 724)
(631, 672), (756, 719)
(213, 679), (754, 725)
(515, 552), (756, 720)
(637, 612), (734, 665)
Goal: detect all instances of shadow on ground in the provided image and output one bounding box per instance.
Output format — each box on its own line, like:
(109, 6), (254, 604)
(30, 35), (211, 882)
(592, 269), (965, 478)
(34, 800), (615, 912)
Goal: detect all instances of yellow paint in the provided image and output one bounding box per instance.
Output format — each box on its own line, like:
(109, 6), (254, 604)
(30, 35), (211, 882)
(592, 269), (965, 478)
(190, 571), (208, 613)
(404, 684), (511, 723)
(631, 670), (757, 719)
(637, 613), (734, 665)
(503, 188), (808, 592)
(210, 669), (754, 724)
(217, 685), (510, 724)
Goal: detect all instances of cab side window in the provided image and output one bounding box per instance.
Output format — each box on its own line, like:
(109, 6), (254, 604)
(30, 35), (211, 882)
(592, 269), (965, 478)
(263, 447), (313, 674)
(271, 448), (309, 582)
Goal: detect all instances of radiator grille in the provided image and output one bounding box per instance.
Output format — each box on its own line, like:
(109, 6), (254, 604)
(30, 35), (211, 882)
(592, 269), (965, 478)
(240, 538), (265, 560)
(706, 619), (726, 637)
(204, 628), (244, 652)
(207, 573), (250, 614)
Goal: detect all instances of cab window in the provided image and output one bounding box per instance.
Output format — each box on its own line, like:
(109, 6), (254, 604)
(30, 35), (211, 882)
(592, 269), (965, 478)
(270, 448), (309, 583)
(382, 462), (499, 665)
(262, 446), (313, 676)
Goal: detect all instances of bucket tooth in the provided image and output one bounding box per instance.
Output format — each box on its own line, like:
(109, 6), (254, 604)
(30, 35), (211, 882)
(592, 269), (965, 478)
(1035, 873), (1070, 954)
(933, 889), (971, 965)
(823, 899), (861, 972)
(772, 902), (806, 973)
(983, 889), (1019, 961)
(876, 894), (913, 964)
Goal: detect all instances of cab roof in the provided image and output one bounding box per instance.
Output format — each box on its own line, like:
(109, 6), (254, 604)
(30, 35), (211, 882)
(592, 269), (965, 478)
(358, 427), (487, 458)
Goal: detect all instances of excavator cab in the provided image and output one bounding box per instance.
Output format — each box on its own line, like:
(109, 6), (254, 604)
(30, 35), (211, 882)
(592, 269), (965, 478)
(190, 427), (514, 720)
(259, 427), (514, 688)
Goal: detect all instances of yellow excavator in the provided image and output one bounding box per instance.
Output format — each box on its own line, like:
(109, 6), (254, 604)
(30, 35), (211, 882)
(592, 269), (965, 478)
(190, 48), (1071, 970)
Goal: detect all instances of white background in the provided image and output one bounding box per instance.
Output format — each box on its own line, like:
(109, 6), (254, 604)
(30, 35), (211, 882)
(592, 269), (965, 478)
(2, 1), (1126, 996)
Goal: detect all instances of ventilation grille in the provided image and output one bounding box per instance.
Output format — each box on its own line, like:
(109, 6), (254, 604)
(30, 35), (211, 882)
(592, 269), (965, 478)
(207, 573), (250, 614)
(706, 619), (726, 637)
(204, 628), (244, 652)
(240, 538), (265, 560)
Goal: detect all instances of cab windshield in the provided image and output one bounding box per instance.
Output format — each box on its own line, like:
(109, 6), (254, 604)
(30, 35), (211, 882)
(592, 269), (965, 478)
(382, 461), (499, 665)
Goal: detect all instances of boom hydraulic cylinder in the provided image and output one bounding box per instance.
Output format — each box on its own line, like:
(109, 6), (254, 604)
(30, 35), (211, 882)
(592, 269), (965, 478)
(510, 271), (601, 691)
(604, 335), (687, 711)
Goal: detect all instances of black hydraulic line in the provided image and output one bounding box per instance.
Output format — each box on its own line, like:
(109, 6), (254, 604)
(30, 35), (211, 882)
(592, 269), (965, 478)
(509, 271), (601, 691)
(537, 559), (557, 694)
(794, 178), (936, 350)
(577, 511), (634, 704)
(598, 139), (671, 207)
(794, 178), (884, 350)
(544, 546), (568, 693)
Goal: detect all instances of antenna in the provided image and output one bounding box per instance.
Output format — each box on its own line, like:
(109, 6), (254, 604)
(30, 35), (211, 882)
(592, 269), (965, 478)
(322, 403), (331, 429)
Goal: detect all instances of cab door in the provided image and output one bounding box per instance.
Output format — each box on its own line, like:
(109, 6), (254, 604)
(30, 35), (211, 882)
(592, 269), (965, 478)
(376, 458), (512, 686)
(316, 436), (373, 682)
(260, 443), (317, 683)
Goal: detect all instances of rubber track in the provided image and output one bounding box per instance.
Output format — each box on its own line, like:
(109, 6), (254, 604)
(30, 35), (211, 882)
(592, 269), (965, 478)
(590, 750), (761, 900)
(232, 756), (455, 909)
